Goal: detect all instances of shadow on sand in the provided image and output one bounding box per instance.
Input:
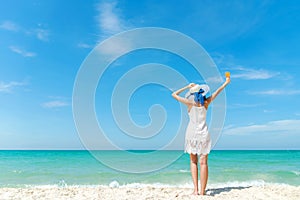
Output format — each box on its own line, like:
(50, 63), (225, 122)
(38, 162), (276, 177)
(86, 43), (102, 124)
(206, 186), (251, 196)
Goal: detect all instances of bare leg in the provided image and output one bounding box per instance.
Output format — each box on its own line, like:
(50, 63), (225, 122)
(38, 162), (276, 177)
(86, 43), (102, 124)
(199, 154), (208, 195)
(190, 154), (199, 195)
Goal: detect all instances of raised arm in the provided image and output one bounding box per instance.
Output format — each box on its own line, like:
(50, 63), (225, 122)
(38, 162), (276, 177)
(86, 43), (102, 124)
(172, 83), (194, 105)
(207, 77), (230, 105)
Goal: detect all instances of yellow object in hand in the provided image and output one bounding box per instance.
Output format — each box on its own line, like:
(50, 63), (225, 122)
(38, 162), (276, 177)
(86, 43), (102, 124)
(225, 71), (230, 78)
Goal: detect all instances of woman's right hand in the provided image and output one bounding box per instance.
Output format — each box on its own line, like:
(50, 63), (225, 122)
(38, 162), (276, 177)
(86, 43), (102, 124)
(225, 77), (231, 85)
(188, 83), (195, 88)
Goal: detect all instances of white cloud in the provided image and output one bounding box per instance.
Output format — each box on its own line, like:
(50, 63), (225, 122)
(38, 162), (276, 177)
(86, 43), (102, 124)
(0, 20), (19, 31)
(263, 109), (274, 113)
(9, 46), (36, 57)
(78, 1), (129, 50)
(0, 81), (27, 93)
(211, 53), (279, 81)
(211, 52), (234, 66)
(1, 20), (49, 41)
(205, 76), (223, 84)
(223, 119), (300, 135)
(230, 66), (279, 80)
(41, 100), (69, 108)
(96, 1), (127, 35)
(77, 42), (93, 49)
(34, 28), (49, 41)
(94, 1), (133, 57)
(248, 89), (300, 95)
(41, 96), (69, 108)
(97, 36), (132, 57)
(229, 103), (264, 109)
(24, 28), (50, 41)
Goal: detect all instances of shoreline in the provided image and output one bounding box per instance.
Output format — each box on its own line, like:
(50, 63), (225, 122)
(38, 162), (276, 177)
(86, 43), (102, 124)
(0, 184), (299, 200)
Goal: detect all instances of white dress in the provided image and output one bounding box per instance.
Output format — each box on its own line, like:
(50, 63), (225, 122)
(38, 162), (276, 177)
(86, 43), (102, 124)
(185, 106), (212, 155)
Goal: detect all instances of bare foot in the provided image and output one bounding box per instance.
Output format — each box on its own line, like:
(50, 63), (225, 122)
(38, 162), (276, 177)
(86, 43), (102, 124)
(191, 191), (199, 195)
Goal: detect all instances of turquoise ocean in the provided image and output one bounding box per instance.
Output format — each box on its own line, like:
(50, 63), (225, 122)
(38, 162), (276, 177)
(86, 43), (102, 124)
(0, 150), (299, 188)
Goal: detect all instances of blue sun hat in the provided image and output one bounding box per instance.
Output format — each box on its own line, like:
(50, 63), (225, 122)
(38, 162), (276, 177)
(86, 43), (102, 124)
(185, 84), (210, 105)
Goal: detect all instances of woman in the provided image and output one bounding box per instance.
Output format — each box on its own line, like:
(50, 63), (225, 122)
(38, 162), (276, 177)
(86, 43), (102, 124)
(172, 76), (230, 195)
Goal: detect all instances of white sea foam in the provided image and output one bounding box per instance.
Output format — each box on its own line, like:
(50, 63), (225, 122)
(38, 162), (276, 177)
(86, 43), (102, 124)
(119, 180), (269, 189)
(120, 180), (296, 189)
(292, 171), (300, 176)
(12, 170), (22, 174)
(208, 180), (266, 189)
(179, 169), (190, 173)
(109, 180), (120, 188)
(120, 182), (186, 188)
(57, 179), (68, 187)
(4, 179), (296, 189)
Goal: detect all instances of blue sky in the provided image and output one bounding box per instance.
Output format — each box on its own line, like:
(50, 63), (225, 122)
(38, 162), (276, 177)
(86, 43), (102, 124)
(0, 0), (299, 150)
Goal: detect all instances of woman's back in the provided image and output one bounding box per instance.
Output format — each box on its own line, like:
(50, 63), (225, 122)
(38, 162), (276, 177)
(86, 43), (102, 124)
(185, 106), (211, 155)
(188, 106), (208, 135)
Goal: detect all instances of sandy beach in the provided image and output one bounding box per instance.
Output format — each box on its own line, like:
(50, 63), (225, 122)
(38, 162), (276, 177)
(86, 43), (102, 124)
(0, 184), (299, 200)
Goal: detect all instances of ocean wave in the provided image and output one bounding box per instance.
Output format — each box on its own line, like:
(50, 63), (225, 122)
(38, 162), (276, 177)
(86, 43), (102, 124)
(57, 180), (68, 187)
(1, 180), (297, 189)
(208, 180), (266, 189)
(179, 169), (190, 173)
(103, 180), (295, 189)
(291, 171), (300, 176)
(12, 170), (22, 174)
(109, 180), (119, 188)
(119, 182), (191, 189)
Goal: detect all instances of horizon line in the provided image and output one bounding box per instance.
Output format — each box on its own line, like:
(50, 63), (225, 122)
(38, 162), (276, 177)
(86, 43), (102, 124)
(0, 148), (299, 151)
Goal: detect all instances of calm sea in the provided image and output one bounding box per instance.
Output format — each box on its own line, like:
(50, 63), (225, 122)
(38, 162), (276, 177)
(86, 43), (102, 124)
(0, 150), (299, 188)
